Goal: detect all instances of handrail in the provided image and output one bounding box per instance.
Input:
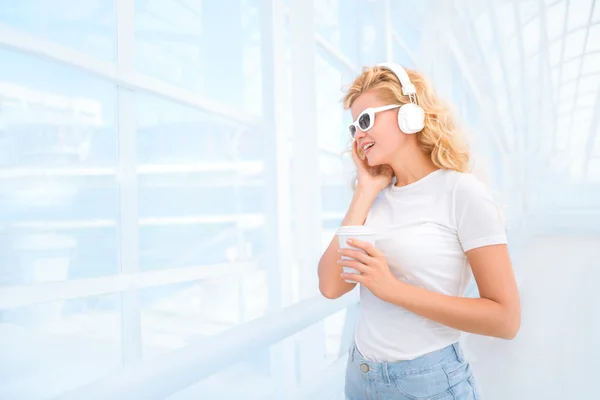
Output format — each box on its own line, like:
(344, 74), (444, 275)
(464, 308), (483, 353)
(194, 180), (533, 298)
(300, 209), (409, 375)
(55, 292), (359, 400)
(0, 261), (258, 310)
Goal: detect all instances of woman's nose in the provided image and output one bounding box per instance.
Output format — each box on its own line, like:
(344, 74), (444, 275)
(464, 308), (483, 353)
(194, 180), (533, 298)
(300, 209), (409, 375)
(354, 129), (367, 141)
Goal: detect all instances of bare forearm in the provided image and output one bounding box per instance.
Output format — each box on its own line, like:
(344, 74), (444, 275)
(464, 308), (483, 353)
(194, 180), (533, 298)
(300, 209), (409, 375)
(318, 190), (377, 299)
(341, 189), (377, 226)
(387, 280), (520, 339)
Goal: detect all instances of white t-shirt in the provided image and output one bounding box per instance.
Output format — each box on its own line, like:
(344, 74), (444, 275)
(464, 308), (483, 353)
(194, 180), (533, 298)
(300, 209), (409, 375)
(354, 168), (507, 362)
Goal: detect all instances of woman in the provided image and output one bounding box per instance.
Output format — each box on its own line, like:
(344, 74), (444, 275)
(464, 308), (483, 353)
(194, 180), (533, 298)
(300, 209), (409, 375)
(317, 62), (521, 399)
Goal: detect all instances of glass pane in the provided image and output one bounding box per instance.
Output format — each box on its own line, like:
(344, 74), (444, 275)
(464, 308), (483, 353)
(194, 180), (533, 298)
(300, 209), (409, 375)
(586, 24), (600, 52)
(594, 131), (600, 155)
(134, 0), (262, 115)
(531, 53), (541, 73)
(389, 1), (425, 59)
(562, 58), (581, 82)
(136, 94), (264, 273)
(567, 0), (594, 31)
(579, 74), (600, 90)
(359, 0), (383, 64)
(0, 293), (121, 399)
(564, 29), (587, 59)
(588, 159), (600, 181)
(581, 53), (600, 75)
(313, 0), (350, 59)
(323, 307), (350, 362)
(552, 67), (560, 88)
(392, 39), (415, 69)
(549, 39), (563, 66)
(314, 0), (340, 44)
(558, 98), (574, 114)
(0, 0), (116, 60)
(493, 3), (517, 38)
(165, 344), (273, 400)
(594, 1), (600, 22)
(140, 276), (267, 361)
(0, 49), (119, 286)
(315, 57), (346, 152)
(546, 0), (566, 41)
(519, 1), (538, 23)
(523, 17), (540, 56)
(574, 107), (594, 121)
(474, 13), (493, 47)
(315, 55), (352, 227)
(577, 92), (598, 107)
(560, 81), (578, 98)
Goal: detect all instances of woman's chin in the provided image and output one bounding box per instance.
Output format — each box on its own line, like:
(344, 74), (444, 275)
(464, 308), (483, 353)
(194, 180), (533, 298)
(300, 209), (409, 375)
(366, 156), (382, 167)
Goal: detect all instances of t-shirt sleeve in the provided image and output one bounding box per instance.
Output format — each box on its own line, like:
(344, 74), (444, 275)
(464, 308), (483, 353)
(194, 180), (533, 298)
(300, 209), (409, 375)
(454, 174), (507, 252)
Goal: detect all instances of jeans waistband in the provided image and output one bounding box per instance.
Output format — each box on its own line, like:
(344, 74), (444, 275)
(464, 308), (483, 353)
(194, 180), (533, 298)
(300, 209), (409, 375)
(349, 341), (464, 382)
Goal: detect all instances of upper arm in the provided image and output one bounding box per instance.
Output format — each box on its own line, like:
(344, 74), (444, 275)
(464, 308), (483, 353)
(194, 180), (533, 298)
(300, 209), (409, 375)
(454, 174), (520, 313)
(467, 244), (520, 313)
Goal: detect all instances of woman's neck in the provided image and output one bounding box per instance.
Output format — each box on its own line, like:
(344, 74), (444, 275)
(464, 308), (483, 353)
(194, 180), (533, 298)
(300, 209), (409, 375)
(390, 148), (439, 187)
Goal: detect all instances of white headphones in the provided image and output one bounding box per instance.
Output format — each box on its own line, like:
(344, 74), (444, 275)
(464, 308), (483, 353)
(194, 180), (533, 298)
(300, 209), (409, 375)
(377, 62), (425, 134)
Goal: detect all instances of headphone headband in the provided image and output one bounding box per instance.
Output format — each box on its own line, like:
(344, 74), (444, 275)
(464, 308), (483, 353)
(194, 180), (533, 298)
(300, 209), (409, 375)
(374, 62), (425, 134)
(377, 62), (417, 96)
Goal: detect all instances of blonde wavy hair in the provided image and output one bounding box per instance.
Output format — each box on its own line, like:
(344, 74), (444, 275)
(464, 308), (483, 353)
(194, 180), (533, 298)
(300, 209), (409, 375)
(343, 65), (471, 173)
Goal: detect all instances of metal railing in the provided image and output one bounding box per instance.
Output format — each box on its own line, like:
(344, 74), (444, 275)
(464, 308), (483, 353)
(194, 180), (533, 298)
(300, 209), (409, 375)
(55, 292), (359, 400)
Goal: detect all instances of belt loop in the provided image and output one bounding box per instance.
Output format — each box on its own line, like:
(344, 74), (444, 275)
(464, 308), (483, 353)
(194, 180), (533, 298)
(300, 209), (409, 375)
(452, 342), (464, 362)
(383, 362), (390, 385)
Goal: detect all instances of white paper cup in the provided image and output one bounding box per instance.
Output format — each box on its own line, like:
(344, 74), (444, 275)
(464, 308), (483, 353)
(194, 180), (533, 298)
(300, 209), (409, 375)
(336, 225), (377, 283)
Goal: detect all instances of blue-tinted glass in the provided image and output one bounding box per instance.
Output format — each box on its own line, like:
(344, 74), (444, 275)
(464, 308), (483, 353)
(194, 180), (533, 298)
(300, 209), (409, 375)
(136, 94), (265, 272)
(0, 49), (119, 286)
(0, 293), (121, 399)
(135, 0), (262, 115)
(0, 0), (116, 60)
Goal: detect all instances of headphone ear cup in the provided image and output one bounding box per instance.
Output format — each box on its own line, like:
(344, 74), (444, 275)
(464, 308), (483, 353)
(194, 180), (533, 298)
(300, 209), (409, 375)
(397, 103), (425, 134)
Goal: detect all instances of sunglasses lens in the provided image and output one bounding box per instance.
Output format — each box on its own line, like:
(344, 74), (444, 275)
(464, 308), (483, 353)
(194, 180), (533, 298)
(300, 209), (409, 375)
(349, 125), (356, 138)
(358, 113), (371, 130)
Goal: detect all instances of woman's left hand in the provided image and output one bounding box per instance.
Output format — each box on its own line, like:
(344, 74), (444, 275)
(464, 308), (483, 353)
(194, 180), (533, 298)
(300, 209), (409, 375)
(338, 238), (400, 302)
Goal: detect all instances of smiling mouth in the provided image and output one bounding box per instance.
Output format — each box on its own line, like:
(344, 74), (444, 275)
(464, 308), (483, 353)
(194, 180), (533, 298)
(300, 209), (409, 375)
(363, 143), (375, 155)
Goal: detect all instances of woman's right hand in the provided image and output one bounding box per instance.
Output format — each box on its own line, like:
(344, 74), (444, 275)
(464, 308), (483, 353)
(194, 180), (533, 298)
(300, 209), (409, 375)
(351, 139), (394, 195)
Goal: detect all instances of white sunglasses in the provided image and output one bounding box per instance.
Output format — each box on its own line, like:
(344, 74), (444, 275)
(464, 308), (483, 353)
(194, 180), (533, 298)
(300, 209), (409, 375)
(348, 104), (401, 138)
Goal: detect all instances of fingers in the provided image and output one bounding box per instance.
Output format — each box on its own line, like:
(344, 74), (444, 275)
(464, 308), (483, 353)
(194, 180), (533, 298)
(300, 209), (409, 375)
(341, 272), (364, 284)
(351, 140), (368, 170)
(345, 238), (382, 257)
(337, 258), (369, 273)
(338, 247), (370, 264)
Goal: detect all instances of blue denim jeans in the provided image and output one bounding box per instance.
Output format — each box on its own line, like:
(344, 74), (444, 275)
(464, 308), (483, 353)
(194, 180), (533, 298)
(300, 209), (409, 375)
(345, 341), (482, 399)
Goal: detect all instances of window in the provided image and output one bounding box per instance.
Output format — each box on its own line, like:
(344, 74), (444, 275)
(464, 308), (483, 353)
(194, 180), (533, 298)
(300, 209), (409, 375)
(0, 0), (115, 60)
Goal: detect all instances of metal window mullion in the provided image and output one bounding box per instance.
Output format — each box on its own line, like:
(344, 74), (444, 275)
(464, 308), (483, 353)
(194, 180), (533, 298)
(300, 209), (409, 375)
(116, 0), (141, 366)
(567, 0), (597, 174)
(383, 0), (393, 61)
(290, 0), (326, 384)
(538, 0), (558, 158)
(583, 89), (600, 178)
(554, 0), (571, 153)
(512, 0), (528, 155)
(261, 0), (297, 398)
